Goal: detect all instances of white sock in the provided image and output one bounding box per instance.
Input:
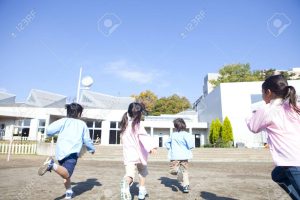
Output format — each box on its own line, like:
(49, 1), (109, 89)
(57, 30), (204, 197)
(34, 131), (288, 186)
(139, 186), (146, 191)
(66, 188), (73, 193)
(53, 163), (58, 171)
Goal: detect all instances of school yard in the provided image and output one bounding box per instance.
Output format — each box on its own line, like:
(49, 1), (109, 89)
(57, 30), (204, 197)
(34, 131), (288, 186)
(0, 147), (291, 200)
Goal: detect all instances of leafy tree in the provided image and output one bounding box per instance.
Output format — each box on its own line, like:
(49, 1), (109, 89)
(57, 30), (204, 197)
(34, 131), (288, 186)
(151, 94), (191, 116)
(209, 120), (215, 144)
(209, 118), (222, 145)
(221, 116), (234, 144)
(210, 64), (299, 88)
(209, 63), (256, 87)
(132, 90), (158, 114)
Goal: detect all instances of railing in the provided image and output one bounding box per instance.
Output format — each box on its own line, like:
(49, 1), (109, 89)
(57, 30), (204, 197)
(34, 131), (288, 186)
(0, 143), (37, 154)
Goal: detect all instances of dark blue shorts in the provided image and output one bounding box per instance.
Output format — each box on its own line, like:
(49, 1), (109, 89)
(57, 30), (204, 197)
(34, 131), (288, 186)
(58, 153), (78, 178)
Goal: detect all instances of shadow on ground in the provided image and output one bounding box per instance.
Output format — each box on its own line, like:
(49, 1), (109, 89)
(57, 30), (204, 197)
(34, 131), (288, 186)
(158, 176), (183, 192)
(54, 178), (102, 200)
(200, 191), (238, 200)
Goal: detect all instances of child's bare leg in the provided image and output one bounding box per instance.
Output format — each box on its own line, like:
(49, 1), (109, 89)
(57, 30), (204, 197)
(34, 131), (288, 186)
(139, 175), (146, 187)
(54, 165), (69, 179)
(64, 178), (71, 189)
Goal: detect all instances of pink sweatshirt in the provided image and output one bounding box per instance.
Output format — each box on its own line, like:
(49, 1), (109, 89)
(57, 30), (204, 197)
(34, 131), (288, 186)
(122, 121), (157, 165)
(246, 98), (300, 166)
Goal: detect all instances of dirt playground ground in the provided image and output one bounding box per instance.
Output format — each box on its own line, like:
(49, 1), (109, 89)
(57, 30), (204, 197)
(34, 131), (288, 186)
(0, 155), (291, 200)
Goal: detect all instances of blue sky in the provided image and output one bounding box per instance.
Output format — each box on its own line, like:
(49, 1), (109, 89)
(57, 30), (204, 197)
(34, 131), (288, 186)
(1, 0), (300, 103)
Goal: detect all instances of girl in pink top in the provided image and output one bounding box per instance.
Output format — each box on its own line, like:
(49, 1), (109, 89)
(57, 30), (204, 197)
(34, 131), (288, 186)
(119, 102), (157, 200)
(247, 75), (300, 200)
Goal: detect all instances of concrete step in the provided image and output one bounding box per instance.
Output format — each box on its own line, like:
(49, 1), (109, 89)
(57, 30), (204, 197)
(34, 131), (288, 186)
(81, 145), (273, 162)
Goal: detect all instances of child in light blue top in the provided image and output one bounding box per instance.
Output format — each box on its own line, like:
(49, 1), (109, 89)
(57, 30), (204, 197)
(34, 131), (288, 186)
(38, 103), (95, 199)
(165, 118), (194, 193)
(47, 115), (95, 160)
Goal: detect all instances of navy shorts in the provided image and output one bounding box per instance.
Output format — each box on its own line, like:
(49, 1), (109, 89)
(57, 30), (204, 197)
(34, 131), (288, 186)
(58, 153), (78, 178)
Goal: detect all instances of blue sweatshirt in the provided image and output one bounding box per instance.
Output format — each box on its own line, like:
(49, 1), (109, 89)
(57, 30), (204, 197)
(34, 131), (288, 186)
(165, 131), (194, 160)
(47, 118), (95, 161)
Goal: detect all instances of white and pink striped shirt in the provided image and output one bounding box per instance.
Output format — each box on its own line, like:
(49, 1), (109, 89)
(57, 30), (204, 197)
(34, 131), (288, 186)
(246, 98), (300, 166)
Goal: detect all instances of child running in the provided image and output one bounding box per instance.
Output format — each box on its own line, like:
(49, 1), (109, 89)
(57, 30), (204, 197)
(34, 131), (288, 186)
(38, 103), (95, 199)
(165, 118), (194, 193)
(246, 75), (300, 200)
(120, 102), (157, 200)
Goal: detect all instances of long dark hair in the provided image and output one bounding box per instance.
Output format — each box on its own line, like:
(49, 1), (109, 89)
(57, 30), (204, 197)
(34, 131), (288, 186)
(120, 102), (145, 133)
(65, 103), (83, 118)
(262, 75), (300, 114)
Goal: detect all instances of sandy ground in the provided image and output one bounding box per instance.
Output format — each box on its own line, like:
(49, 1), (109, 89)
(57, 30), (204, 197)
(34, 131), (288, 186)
(0, 155), (291, 200)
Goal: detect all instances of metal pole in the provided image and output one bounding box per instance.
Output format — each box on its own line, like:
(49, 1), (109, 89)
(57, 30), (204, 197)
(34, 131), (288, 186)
(76, 67), (83, 103)
(7, 135), (13, 162)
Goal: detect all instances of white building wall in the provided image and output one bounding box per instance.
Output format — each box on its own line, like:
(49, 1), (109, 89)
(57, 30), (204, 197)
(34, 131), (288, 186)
(198, 86), (222, 123)
(199, 80), (300, 148)
(100, 120), (110, 145)
(220, 82), (263, 147)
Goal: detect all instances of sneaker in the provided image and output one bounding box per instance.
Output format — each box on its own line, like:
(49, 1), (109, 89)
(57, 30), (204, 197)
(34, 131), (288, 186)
(120, 178), (131, 200)
(38, 157), (54, 176)
(65, 190), (73, 199)
(138, 187), (148, 200)
(183, 185), (190, 193)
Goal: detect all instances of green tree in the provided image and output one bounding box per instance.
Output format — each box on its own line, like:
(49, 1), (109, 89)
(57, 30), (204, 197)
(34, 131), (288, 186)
(209, 63), (257, 87)
(152, 94), (191, 116)
(210, 64), (298, 88)
(209, 118), (222, 145)
(221, 116), (234, 144)
(132, 90), (158, 114)
(209, 120), (215, 144)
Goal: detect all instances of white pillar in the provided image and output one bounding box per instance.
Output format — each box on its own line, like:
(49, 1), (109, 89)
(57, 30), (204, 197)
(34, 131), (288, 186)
(200, 134), (205, 146)
(150, 127), (153, 137)
(101, 120), (110, 145)
(28, 119), (39, 141)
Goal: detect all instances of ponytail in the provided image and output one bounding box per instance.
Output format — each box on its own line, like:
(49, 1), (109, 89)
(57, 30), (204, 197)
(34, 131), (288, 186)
(286, 86), (300, 115)
(120, 112), (128, 134)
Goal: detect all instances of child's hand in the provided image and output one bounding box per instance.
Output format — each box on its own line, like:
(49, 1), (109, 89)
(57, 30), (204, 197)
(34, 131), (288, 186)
(150, 148), (157, 155)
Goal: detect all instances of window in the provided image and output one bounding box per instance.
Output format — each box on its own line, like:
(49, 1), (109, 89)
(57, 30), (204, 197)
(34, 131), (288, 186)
(109, 121), (120, 144)
(38, 119), (46, 135)
(14, 119), (31, 137)
(86, 120), (102, 144)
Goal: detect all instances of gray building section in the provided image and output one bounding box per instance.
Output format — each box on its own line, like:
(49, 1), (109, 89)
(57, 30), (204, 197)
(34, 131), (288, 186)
(0, 89), (207, 147)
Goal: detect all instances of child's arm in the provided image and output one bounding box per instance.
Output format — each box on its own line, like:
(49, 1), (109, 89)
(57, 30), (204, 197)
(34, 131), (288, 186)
(185, 133), (195, 149)
(82, 126), (95, 153)
(46, 119), (64, 137)
(164, 137), (171, 149)
(246, 107), (271, 133)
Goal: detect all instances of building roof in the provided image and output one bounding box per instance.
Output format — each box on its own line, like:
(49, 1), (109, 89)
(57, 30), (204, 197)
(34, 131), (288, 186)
(80, 90), (134, 109)
(26, 89), (67, 107)
(0, 92), (16, 104)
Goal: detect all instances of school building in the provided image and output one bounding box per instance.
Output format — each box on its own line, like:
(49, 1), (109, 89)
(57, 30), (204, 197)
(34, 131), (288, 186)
(0, 89), (208, 147)
(194, 69), (300, 148)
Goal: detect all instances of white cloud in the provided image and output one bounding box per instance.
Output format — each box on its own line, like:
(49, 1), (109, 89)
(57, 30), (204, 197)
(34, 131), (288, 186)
(0, 88), (8, 93)
(104, 60), (159, 84)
